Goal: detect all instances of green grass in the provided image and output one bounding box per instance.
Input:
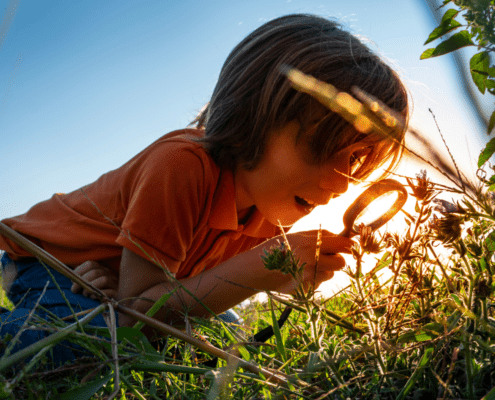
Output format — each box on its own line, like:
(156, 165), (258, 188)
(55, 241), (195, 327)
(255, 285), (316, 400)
(3, 174), (495, 399)
(0, 268), (13, 311)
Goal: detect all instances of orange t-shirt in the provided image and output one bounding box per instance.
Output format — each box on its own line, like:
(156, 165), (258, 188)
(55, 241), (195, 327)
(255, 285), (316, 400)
(0, 129), (290, 279)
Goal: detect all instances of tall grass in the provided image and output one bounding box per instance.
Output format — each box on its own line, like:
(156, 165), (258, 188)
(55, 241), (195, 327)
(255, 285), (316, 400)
(2, 166), (495, 399)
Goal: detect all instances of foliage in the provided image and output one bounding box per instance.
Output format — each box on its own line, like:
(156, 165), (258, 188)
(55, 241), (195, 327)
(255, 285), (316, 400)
(3, 169), (495, 399)
(4, 5), (495, 397)
(421, 0), (495, 134)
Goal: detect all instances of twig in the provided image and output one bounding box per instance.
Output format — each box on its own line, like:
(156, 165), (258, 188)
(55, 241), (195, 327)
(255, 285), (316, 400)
(0, 222), (308, 390)
(429, 108), (465, 192)
(103, 302), (119, 400)
(0, 304), (106, 372)
(0, 222), (107, 301)
(405, 127), (476, 196)
(1, 281), (49, 359)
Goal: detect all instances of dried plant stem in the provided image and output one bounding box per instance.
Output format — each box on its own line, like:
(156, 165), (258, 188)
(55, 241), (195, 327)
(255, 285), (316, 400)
(2, 281), (49, 359)
(464, 331), (475, 400)
(426, 244), (456, 293)
(0, 303), (106, 372)
(0, 221), (309, 391)
(429, 108), (465, 192)
(114, 304), (308, 389)
(268, 293), (364, 333)
(392, 200), (427, 299)
(103, 302), (119, 400)
(0, 222), (107, 301)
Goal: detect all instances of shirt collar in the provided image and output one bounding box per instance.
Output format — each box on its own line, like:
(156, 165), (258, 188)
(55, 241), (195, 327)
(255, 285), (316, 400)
(208, 169), (287, 238)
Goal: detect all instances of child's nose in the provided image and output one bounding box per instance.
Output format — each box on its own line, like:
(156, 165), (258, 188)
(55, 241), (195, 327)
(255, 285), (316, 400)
(318, 155), (350, 195)
(318, 170), (349, 195)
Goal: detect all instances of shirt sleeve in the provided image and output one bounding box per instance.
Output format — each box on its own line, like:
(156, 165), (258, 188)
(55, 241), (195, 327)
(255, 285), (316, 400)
(116, 143), (209, 275)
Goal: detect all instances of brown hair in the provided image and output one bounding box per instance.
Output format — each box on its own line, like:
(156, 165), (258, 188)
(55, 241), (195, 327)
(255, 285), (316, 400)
(188, 13), (409, 181)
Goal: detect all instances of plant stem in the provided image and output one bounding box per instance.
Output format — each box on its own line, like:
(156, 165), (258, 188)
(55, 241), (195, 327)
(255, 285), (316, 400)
(464, 330), (475, 400)
(427, 243), (456, 293)
(0, 303), (106, 372)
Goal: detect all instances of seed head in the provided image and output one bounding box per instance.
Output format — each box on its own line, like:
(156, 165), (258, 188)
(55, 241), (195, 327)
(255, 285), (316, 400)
(261, 240), (304, 278)
(429, 214), (463, 244)
(358, 223), (383, 254)
(406, 170), (435, 202)
(475, 279), (492, 300)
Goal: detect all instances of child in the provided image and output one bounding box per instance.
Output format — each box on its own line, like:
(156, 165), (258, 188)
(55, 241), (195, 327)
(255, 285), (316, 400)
(0, 13), (408, 365)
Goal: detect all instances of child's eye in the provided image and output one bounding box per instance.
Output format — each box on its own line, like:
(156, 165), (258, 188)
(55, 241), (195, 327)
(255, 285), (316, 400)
(350, 147), (372, 170)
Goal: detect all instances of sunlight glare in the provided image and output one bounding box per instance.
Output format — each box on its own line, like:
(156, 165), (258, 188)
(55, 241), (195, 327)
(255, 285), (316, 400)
(354, 191), (399, 228)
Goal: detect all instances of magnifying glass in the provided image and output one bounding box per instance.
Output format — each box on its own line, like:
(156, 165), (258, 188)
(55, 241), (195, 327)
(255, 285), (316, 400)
(249, 179), (408, 346)
(339, 178), (408, 238)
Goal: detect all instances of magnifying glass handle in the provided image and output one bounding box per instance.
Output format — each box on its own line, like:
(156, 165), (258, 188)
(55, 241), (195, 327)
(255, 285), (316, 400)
(339, 179), (408, 238)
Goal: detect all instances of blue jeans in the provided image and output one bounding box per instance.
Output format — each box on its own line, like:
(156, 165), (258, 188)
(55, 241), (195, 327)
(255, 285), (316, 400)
(0, 252), (111, 366)
(0, 252), (243, 366)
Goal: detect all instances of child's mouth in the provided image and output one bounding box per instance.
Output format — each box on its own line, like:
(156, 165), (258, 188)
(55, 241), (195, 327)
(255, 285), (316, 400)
(295, 196), (316, 213)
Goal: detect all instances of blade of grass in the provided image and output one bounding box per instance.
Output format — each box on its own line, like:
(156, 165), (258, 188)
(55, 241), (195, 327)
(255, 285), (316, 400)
(58, 372), (112, 400)
(396, 346), (434, 400)
(103, 302), (119, 400)
(132, 289), (175, 331)
(269, 297), (287, 364)
(1, 281), (49, 359)
(0, 303), (106, 372)
(0, 218), (313, 391)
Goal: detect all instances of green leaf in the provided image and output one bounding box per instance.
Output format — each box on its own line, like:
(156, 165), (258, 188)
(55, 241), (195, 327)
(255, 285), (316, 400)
(397, 324), (441, 343)
(480, 257), (489, 272)
(470, 52), (490, 94)
(487, 79), (495, 95)
(98, 326), (161, 360)
(130, 360), (211, 375)
(422, 322), (444, 333)
(59, 373), (112, 400)
(450, 293), (462, 306)
(485, 231), (495, 253)
(420, 48), (436, 60)
(270, 298), (287, 362)
(472, 69), (490, 77)
(133, 287), (177, 331)
(396, 347), (434, 400)
(489, 109), (495, 135)
(424, 9), (462, 45)
(478, 136), (495, 166)
(420, 31), (474, 59)
(482, 385), (495, 400)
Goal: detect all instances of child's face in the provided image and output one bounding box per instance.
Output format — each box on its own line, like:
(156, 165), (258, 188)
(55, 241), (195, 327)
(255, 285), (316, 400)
(234, 120), (372, 227)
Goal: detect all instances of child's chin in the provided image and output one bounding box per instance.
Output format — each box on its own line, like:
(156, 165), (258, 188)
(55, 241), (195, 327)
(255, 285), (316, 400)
(266, 214), (300, 228)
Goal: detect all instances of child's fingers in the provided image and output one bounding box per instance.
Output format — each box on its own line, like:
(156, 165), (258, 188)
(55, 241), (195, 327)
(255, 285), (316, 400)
(320, 236), (354, 254)
(71, 269), (106, 293)
(303, 254), (346, 290)
(287, 230), (354, 253)
(82, 275), (119, 298)
(72, 264), (118, 294)
(71, 261), (107, 293)
(73, 261), (102, 276)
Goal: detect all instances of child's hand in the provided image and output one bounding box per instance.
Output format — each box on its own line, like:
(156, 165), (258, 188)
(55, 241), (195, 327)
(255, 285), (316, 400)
(274, 230), (353, 295)
(71, 261), (119, 300)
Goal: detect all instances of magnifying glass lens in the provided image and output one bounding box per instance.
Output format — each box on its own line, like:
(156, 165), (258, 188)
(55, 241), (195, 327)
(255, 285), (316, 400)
(354, 192), (399, 228)
(340, 179), (408, 238)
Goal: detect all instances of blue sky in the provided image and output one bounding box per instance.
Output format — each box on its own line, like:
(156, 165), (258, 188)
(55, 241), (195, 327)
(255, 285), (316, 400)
(0, 0), (490, 225)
